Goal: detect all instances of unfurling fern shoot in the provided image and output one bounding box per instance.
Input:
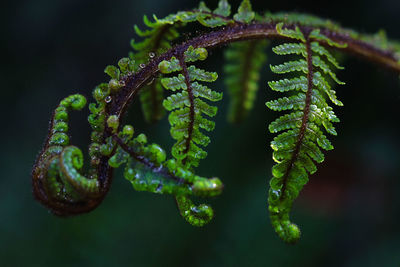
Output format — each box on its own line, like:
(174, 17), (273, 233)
(32, 0), (400, 244)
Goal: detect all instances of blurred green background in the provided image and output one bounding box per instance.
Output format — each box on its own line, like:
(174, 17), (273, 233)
(3, 0), (400, 266)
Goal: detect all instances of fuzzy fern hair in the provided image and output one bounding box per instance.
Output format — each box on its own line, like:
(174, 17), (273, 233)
(32, 0), (400, 244)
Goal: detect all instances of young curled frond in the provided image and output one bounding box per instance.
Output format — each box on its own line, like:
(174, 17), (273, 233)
(32, 95), (103, 216)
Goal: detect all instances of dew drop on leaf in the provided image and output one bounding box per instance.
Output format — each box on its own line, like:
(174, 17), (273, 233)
(105, 96), (112, 103)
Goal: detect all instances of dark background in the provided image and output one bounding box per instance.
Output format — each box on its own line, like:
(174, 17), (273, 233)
(2, 0), (400, 266)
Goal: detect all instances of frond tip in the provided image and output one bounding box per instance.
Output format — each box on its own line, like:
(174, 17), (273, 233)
(266, 24), (345, 243)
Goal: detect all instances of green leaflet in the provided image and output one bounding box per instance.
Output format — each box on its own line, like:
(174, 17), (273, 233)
(214, 0), (231, 17)
(224, 40), (268, 123)
(275, 23), (306, 43)
(270, 60), (308, 74)
(309, 29), (347, 48)
(266, 23), (345, 243)
(234, 0), (255, 23)
(159, 46), (222, 170)
(197, 0), (233, 27)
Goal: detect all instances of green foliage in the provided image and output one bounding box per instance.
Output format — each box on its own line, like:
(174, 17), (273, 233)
(196, 0), (233, 27)
(225, 40), (268, 123)
(32, 0), (400, 245)
(266, 24), (344, 243)
(159, 46), (222, 170)
(107, 124), (222, 197)
(105, 121), (223, 226)
(234, 0), (255, 23)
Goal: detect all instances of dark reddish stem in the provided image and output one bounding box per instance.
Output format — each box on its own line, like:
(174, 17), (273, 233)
(279, 30), (314, 199)
(178, 55), (196, 165)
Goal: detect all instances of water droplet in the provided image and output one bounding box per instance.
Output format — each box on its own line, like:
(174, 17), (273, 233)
(105, 96), (112, 103)
(139, 63), (146, 69)
(149, 52), (155, 58)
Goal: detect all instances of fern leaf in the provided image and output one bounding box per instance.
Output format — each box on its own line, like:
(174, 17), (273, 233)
(309, 29), (347, 48)
(214, 0), (231, 17)
(234, 0), (255, 23)
(224, 40), (268, 123)
(312, 56), (345, 84)
(272, 43), (306, 56)
(266, 93), (306, 111)
(197, 0), (233, 27)
(313, 72), (344, 106)
(159, 46), (222, 170)
(188, 66), (218, 82)
(268, 76), (308, 92)
(270, 60), (308, 74)
(275, 23), (306, 42)
(311, 42), (344, 69)
(266, 24), (345, 243)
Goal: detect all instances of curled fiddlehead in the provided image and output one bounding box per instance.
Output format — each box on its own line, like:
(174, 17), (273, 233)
(32, 0), (400, 243)
(32, 94), (103, 215)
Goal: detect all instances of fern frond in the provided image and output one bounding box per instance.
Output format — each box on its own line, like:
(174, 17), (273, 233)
(107, 123), (221, 196)
(159, 46), (222, 170)
(224, 40), (268, 123)
(266, 24), (345, 244)
(104, 119), (223, 227)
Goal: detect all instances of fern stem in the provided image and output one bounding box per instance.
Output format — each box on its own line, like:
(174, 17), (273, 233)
(116, 23), (400, 120)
